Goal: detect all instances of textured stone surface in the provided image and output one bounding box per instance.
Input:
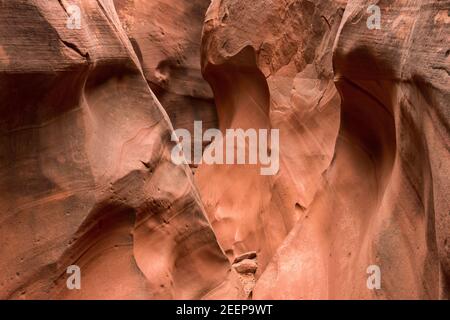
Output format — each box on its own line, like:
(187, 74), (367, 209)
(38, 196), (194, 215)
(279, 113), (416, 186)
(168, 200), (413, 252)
(252, 0), (450, 299)
(196, 0), (343, 274)
(114, 0), (218, 153)
(0, 0), (448, 300)
(233, 259), (257, 274)
(233, 251), (257, 264)
(0, 0), (241, 300)
(196, 0), (449, 299)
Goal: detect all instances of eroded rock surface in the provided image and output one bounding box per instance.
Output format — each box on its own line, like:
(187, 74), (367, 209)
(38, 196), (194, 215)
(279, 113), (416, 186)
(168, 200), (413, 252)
(114, 0), (218, 153)
(0, 0), (241, 300)
(197, 0), (449, 299)
(196, 0), (344, 275)
(252, 0), (450, 299)
(0, 0), (448, 300)
(232, 252), (258, 298)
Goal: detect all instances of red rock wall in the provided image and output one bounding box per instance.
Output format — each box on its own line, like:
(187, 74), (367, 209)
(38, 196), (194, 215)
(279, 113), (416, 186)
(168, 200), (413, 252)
(0, 0), (448, 300)
(114, 0), (218, 155)
(197, 0), (449, 299)
(0, 0), (240, 300)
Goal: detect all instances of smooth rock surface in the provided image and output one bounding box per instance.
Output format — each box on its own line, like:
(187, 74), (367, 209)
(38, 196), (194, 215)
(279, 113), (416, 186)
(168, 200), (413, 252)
(0, 0), (448, 300)
(196, 0), (344, 275)
(0, 0), (241, 300)
(253, 0), (450, 299)
(114, 0), (218, 153)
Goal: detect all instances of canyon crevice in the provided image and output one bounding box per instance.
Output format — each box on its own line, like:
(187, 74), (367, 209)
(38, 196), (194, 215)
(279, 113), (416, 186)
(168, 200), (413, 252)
(0, 0), (448, 299)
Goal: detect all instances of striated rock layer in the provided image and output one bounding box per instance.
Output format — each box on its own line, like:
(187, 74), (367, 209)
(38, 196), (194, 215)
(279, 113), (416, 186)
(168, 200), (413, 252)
(0, 0), (241, 299)
(114, 0), (218, 156)
(0, 0), (448, 300)
(196, 0), (449, 299)
(196, 0), (344, 275)
(253, 0), (449, 299)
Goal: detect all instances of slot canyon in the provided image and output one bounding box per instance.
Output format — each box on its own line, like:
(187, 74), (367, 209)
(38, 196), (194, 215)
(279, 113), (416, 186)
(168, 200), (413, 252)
(0, 0), (448, 300)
